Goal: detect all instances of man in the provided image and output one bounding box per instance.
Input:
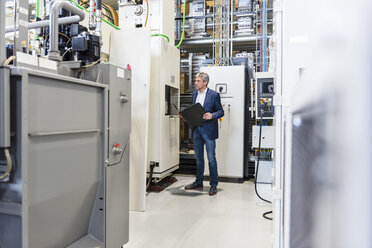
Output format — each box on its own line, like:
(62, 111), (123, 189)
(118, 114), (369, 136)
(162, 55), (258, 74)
(182, 72), (224, 196)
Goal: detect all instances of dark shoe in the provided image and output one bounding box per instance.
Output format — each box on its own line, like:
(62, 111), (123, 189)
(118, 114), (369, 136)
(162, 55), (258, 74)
(185, 182), (203, 191)
(209, 186), (217, 196)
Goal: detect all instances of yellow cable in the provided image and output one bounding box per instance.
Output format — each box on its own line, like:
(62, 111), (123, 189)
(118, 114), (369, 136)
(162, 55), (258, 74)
(144, 0), (149, 27)
(58, 32), (71, 42)
(82, 59), (101, 68)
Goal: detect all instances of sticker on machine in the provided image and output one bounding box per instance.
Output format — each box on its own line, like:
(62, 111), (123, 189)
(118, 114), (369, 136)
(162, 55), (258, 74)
(117, 68), (125, 78)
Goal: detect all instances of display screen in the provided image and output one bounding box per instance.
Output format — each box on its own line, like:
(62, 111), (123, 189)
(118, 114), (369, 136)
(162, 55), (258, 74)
(261, 82), (274, 94)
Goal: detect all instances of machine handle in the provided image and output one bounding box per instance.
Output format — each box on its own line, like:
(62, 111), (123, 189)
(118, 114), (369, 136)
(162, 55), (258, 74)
(120, 94), (128, 103)
(112, 144), (123, 154)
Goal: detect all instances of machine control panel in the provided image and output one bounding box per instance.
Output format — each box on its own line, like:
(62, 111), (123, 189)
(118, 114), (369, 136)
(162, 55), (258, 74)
(255, 72), (275, 119)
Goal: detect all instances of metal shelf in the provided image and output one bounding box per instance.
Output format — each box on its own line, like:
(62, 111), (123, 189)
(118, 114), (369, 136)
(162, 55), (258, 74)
(177, 35), (272, 50)
(175, 9), (273, 21)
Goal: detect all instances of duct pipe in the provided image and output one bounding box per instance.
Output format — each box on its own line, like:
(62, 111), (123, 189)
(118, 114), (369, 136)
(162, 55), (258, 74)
(179, 36), (270, 46)
(48, 0), (85, 61)
(5, 15), (83, 33)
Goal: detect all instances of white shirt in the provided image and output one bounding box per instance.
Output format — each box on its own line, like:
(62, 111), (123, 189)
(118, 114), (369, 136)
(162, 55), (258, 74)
(196, 88), (207, 106)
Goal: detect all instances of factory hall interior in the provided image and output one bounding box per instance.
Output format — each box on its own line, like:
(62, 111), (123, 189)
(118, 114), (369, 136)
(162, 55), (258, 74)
(0, 0), (371, 247)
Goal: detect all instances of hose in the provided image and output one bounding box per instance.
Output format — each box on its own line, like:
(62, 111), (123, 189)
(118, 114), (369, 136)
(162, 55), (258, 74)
(175, 1), (186, 48)
(0, 149), (13, 180)
(254, 103), (273, 220)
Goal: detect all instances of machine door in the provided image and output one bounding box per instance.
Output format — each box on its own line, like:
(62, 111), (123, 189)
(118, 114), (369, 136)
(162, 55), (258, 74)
(106, 66), (131, 246)
(108, 67), (131, 164)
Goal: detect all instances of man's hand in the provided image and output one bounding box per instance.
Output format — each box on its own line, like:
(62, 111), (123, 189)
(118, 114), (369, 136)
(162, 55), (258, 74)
(178, 112), (183, 119)
(203, 112), (213, 120)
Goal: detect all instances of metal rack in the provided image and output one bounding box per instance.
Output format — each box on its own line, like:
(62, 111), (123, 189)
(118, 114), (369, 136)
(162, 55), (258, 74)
(175, 0), (273, 177)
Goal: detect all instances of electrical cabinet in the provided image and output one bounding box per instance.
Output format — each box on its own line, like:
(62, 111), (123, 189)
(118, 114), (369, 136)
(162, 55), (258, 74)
(199, 65), (247, 179)
(252, 125), (275, 148)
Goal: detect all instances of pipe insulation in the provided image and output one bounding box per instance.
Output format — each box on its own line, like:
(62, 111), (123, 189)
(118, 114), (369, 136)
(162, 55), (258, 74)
(48, 0), (85, 61)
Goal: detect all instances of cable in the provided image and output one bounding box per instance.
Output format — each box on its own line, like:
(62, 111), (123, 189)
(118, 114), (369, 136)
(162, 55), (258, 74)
(151, 34), (170, 43)
(254, 102), (273, 220)
(144, 0), (149, 27)
(175, 1), (185, 48)
(0, 149), (13, 180)
(81, 59), (100, 68)
(104, 4), (119, 26)
(61, 47), (72, 59)
(110, 136), (130, 167)
(58, 32), (71, 43)
(36, 0), (41, 18)
(44, 33), (71, 43)
(3, 56), (16, 66)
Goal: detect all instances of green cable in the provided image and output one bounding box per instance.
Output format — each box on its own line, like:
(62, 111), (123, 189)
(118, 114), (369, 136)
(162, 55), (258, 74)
(68, 0), (120, 30)
(36, 0), (41, 18)
(175, 1), (186, 48)
(151, 34), (170, 43)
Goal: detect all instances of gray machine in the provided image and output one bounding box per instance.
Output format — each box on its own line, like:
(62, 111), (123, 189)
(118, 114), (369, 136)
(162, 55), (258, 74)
(0, 63), (131, 248)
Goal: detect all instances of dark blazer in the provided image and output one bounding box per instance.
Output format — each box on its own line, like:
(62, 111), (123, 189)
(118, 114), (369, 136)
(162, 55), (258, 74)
(192, 88), (224, 140)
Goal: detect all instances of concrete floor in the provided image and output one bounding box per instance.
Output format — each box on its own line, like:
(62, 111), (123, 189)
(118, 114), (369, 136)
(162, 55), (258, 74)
(124, 175), (272, 248)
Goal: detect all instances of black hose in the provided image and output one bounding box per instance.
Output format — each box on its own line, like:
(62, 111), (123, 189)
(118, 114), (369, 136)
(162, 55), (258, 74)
(254, 103), (273, 220)
(146, 162), (155, 190)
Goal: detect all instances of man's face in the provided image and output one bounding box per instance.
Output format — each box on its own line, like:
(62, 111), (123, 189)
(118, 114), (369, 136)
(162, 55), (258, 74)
(195, 76), (207, 91)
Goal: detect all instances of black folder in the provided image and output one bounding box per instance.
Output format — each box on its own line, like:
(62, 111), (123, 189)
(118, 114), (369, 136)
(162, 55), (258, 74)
(180, 103), (206, 128)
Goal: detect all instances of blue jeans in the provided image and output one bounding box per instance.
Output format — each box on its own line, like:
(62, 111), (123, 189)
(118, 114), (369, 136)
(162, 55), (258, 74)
(193, 126), (218, 187)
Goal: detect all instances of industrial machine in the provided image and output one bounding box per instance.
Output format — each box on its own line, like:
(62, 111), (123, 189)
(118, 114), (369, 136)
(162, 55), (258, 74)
(200, 65), (249, 181)
(148, 38), (180, 180)
(119, 0), (180, 183)
(0, 1), (131, 247)
(253, 72), (275, 184)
